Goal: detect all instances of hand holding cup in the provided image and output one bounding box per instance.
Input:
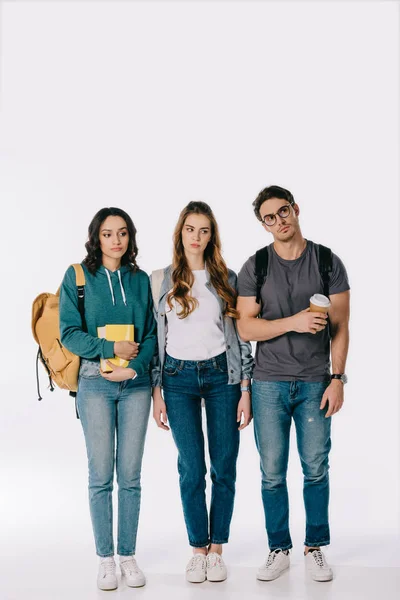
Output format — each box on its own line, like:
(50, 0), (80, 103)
(290, 294), (330, 334)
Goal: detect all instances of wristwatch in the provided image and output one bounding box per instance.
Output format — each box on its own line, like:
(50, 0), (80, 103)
(331, 374), (348, 384)
(240, 385), (251, 393)
(131, 371), (138, 380)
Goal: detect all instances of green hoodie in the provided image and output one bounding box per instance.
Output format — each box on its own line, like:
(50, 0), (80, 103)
(59, 263), (156, 376)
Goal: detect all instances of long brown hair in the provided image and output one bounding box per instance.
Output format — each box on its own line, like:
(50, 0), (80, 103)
(167, 201), (239, 319)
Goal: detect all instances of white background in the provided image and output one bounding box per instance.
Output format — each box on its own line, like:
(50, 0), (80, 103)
(0, 1), (399, 598)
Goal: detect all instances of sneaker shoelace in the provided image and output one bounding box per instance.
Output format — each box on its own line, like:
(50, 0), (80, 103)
(310, 550), (326, 568)
(100, 560), (116, 577)
(187, 555), (206, 572)
(207, 554), (223, 570)
(265, 550), (280, 567)
(121, 558), (141, 575)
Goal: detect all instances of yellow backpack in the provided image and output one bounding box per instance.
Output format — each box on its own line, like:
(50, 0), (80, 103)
(32, 264), (86, 403)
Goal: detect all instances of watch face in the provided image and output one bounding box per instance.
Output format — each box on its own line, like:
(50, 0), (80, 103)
(341, 374), (348, 384)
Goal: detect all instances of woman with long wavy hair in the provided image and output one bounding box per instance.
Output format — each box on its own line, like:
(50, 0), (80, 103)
(151, 201), (254, 583)
(59, 207), (156, 591)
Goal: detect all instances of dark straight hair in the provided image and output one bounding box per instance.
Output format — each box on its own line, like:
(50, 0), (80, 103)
(83, 207), (139, 274)
(252, 185), (295, 222)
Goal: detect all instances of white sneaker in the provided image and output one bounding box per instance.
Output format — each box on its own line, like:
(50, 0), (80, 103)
(97, 556), (117, 590)
(186, 553), (207, 583)
(257, 549), (290, 581)
(206, 552), (227, 582)
(119, 555), (146, 587)
(305, 549), (333, 581)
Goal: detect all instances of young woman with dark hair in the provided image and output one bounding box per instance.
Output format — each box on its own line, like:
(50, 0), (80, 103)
(59, 207), (156, 590)
(151, 201), (254, 583)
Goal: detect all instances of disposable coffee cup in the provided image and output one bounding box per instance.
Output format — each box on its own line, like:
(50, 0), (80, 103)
(309, 294), (331, 313)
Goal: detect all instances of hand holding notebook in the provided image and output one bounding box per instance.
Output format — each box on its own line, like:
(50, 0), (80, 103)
(97, 324), (135, 372)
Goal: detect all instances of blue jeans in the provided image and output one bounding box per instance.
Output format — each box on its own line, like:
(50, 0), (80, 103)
(162, 352), (241, 547)
(77, 360), (151, 557)
(252, 380), (331, 550)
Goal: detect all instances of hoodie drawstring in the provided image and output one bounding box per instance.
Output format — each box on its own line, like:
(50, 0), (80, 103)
(104, 268), (127, 306)
(117, 270), (127, 306)
(104, 268), (116, 305)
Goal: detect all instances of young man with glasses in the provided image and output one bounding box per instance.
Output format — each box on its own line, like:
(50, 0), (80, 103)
(237, 185), (350, 582)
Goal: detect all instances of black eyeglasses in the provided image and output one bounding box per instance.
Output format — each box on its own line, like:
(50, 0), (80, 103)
(261, 203), (292, 227)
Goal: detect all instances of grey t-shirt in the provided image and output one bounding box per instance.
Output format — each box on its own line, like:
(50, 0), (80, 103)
(238, 240), (350, 382)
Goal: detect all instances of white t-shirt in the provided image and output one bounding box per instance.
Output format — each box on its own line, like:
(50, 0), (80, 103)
(165, 270), (226, 360)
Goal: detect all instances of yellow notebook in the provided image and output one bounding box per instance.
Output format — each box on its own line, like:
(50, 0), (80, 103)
(97, 324), (134, 372)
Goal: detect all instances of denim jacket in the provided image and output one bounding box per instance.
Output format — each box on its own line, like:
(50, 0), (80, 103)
(150, 265), (254, 387)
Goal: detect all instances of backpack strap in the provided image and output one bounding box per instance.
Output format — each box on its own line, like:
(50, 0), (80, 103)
(317, 245), (333, 298)
(71, 264), (87, 332)
(36, 346), (54, 402)
(69, 264), (86, 413)
(151, 269), (165, 310)
(255, 245), (269, 306)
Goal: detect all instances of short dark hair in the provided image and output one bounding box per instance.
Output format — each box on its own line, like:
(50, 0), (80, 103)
(252, 185), (295, 222)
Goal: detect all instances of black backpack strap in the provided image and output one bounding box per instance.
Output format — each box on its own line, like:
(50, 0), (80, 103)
(77, 285), (86, 332)
(318, 244), (333, 298)
(255, 245), (269, 305)
(70, 264), (86, 416)
(36, 346), (54, 402)
(71, 263), (87, 332)
(73, 281), (85, 415)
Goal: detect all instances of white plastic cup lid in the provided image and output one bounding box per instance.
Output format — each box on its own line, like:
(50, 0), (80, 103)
(310, 294), (331, 308)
